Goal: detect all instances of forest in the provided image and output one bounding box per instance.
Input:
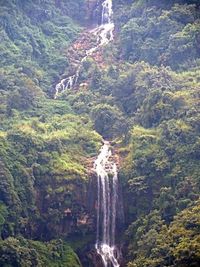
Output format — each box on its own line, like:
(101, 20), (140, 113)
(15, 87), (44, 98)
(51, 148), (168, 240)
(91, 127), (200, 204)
(0, 0), (199, 266)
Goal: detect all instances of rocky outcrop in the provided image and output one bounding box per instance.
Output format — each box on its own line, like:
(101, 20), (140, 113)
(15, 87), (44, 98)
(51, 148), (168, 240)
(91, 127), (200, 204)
(22, 161), (97, 240)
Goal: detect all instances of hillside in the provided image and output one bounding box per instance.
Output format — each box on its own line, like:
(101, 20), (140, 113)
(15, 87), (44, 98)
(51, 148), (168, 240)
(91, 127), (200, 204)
(0, 0), (200, 266)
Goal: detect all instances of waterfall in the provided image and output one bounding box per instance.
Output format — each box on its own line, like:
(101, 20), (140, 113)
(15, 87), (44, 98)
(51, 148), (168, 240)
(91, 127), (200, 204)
(54, 0), (114, 99)
(94, 141), (120, 267)
(54, 75), (75, 99)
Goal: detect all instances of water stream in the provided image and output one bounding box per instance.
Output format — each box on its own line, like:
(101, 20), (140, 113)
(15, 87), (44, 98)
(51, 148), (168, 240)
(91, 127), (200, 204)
(54, 0), (114, 99)
(94, 141), (120, 267)
(54, 2), (119, 265)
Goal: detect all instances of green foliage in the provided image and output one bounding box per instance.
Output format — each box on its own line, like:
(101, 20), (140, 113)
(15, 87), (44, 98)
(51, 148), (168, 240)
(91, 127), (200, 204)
(0, 110), (101, 238)
(118, 63), (200, 266)
(0, 203), (8, 239)
(0, 0), (200, 265)
(91, 103), (127, 139)
(0, 0), (82, 102)
(127, 201), (200, 267)
(116, 1), (200, 70)
(0, 237), (81, 267)
(122, 115), (200, 218)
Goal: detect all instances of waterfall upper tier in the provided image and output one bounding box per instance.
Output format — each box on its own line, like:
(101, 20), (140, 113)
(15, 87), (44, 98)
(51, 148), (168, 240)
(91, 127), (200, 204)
(54, 0), (114, 99)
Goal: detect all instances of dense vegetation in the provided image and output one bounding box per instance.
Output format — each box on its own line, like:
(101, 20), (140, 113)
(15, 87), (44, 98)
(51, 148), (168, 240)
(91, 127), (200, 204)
(115, 0), (200, 70)
(0, 0), (199, 266)
(113, 1), (200, 266)
(0, 0), (98, 265)
(0, 238), (81, 267)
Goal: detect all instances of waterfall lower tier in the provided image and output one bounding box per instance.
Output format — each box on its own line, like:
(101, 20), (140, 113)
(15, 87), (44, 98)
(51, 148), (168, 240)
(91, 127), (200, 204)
(94, 141), (120, 267)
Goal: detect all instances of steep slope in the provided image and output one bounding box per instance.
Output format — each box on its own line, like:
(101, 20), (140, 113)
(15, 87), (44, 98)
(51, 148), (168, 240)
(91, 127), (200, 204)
(0, 0), (200, 266)
(55, 0), (200, 265)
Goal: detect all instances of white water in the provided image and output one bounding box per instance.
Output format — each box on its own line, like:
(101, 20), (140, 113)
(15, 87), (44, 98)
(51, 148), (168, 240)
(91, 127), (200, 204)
(54, 75), (75, 99)
(94, 141), (120, 267)
(54, 0), (114, 99)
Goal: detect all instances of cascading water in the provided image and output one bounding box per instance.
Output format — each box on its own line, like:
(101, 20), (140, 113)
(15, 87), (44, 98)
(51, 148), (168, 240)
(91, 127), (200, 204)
(54, 1), (119, 265)
(94, 141), (120, 267)
(54, 75), (75, 99)
(54, 0), (114, 99)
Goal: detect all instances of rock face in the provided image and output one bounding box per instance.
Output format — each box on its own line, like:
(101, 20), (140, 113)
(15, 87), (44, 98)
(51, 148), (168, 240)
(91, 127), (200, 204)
(34, 176), (97, 240)
(86, 0), (102, 25)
